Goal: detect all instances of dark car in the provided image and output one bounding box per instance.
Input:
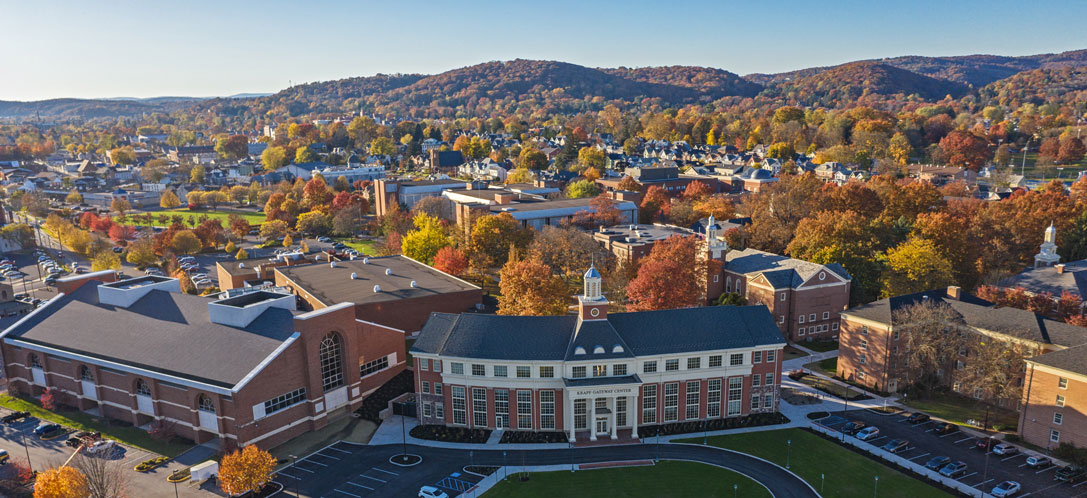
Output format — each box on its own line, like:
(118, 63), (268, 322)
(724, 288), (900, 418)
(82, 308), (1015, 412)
(842, 420), (867, 435)
(1, 411), (30, 424)
(881, 439), (909, 453)
(975, 437), (996, 451)
(939, 461), (968, 478)
(925, 455), (952, 470)
(112, 247), (124, 253)
(1056, 465), (1087, 484)
(907, 412), (930, 424)
(33, 423), (61, 437)
(934, 423), (958, 435)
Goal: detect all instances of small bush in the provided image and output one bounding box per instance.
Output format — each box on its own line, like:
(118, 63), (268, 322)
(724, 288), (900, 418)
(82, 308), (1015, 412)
(410, 424), (491, 443)
(499, 431), (567, 444)
(355, 369), (414, 422)
(639, 412), (788, 437)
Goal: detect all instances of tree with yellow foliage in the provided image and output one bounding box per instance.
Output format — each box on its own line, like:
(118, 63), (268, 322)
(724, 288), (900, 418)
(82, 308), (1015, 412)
(34, 466), (89, 498)
(218, 445), (277, 496)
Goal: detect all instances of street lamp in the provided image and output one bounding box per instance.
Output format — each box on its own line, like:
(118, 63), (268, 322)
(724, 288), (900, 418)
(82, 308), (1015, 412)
(733, 483), (738, 498)
(289, 455), (300, 498)
(21, 433), (32, 473)
(873, 475), (879, 498)
(786, 439), (791, 469)
(173, 480), (179, 498)
(821, 473), (825, 494)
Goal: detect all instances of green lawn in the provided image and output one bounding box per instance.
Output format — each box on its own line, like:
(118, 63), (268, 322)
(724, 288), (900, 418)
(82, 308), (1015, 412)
(129, 208), (266, 226)
(678, 429), (952, 498)
(804, 357), (838, 377)
(801, 340), (839, 353)
(482, 461), (770, 498)
(0, 394), (190, 457)
(903, 393), (1019, 432)
(783, 345), (809, 361)
(333, 237), (381, 256)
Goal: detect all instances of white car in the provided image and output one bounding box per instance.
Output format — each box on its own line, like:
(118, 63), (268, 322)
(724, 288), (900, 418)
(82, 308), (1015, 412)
(993, 443), (1018, 456)
(418, 486), (449, 498)
(1025, 455), (1051, 468)
(855, 426), (880, 441)
(84, 440), (115, 455)
(991, 480), (1020, 497)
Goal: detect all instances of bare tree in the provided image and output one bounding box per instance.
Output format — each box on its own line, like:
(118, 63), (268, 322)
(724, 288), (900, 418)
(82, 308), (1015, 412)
(73, 454), (129, 498)
(895, 300), (968, 393)
(955, 329), (1033, 407)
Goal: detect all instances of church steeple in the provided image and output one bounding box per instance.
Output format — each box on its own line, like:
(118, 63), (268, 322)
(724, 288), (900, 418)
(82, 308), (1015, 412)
(578, 265), (609, 320)
(1035, 222), (1061, 269)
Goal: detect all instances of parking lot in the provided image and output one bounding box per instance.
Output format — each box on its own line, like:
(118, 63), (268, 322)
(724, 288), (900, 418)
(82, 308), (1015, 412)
(275, 442), (483, 498)
(818, 408), (1084, 497)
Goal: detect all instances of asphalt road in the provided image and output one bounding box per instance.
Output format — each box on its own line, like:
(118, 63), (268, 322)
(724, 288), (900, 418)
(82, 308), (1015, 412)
(276, 442), (818, 498)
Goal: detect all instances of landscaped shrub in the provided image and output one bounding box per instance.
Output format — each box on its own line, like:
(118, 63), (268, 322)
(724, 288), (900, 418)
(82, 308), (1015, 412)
(639, 412), (789, 437)
(1055, 442), (1087, 465)
(499, 431), (568, 444)
(410, 424), (491, 443)
(355, 369), (414, 422)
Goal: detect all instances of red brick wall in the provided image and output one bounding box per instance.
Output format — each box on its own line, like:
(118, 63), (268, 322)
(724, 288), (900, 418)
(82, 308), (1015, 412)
(1019, 364), (1087, 450)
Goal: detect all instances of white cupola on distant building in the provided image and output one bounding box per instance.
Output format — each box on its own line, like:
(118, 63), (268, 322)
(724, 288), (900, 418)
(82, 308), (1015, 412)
(705, 215), (728, 260)
(578, 265), (609, 320)
(1035, 222), (1061, 269)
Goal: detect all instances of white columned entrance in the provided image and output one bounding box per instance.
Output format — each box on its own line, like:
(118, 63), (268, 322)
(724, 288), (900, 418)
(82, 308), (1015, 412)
(589, 399), (598, 441)
(565, 379), (640, 442)
(630, 394), (639, 439)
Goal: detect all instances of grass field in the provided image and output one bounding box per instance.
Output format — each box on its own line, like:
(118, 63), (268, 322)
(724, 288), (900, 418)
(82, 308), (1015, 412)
(0, 394), (190, 457)
(804, 357), (838, 377)
(801, 340), (839, 353)
(678, 428), (952, 498)
(129, 208), (266, 226)
(783, 345), (809, 361)
(482, 461), (771, 498)
(903, 393), (1019, 432)
(333, 237), (381, 255)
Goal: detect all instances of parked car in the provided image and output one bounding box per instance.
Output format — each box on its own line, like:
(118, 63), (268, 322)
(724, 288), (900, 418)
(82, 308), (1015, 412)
(907, 412), (930, 424)
(934, 423), (958, 435)
(993, 443), (1018, 456)
(419, 486), (449, 498)
(842, 420), (867, 435)
(13, 294), (28, 301)
(1, 411), (30, 424)
(33, 423), (61, 438)
(939, 461), (968, 478)
(111, 247), (124, 254)
(991, 480), (1020, 497)
(0, 449), (8, 465)
(881, 439), (909, 453)
(84, 440), (115, 456)
(75, 267), (88, 274)
(924, 455), (951, 470)
(43, 277), (57, 286)
(856, 426), (880, 441)
(975, 437), (996, 451)
(317, 236), (332, 243)
(1056, 465), (1087, 483)
(1025, 455), (1051, 468)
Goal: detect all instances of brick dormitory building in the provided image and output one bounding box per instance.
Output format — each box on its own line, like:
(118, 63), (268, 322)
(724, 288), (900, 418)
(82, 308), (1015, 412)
(0, 271), (407, 450)
(410, 268), (786, 442)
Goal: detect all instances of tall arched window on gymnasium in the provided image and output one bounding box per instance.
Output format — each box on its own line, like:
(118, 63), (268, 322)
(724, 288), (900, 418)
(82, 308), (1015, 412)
(198, 394), (215, 413)
(319, 332), (344, 391)
(79, 366), (94, 382)
(135, 379), (152, 396)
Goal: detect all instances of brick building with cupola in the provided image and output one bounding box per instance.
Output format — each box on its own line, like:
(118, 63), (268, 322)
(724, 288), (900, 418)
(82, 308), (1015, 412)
(410, 267), (786, 442)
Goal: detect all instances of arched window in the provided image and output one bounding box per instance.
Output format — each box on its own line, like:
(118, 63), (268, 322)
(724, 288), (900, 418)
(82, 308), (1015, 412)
(135, 379), (151, 396)
(197, 394), (215, 413)
(28, 354), (41, 369)
(319, 332), (344, 391)
(79, 366), (94, 382)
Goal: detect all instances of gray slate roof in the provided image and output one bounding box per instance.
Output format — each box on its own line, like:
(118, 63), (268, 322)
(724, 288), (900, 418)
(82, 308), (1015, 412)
(1030, 344), (1087, 375)
(412, 305), (786, 361)
(998, 260), (1087, 298)
(725, 248), (851, 289)
(3, 282), (297, 389)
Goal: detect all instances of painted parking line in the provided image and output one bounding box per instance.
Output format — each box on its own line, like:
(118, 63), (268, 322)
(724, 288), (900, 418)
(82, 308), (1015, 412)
(953, 436), (974, 444)
(868, 436), (888, 444)
(957, 471), (978, 481)
(971, 478), (994, 489)
(371, 468), (399, 476)
(292, 465), (316, 474)
(343, 482), (375, 491)
(437, 476), (476, 492)
(331, 489), (363, 498)
(1073, 479), (1087, 488)
(938, 432), (958, 438)
(358, 474), (387, 483)
(908, 452), (931, 461)
(276, 472), (300, 480)
(325, 446), (353, 455)
(1036, 465), (1057, 474)
(1020, 480), (1069, 497)
(315, 452), (342, 460)
(1001, 454), (1023, 462)
(302, 458), (329, 467)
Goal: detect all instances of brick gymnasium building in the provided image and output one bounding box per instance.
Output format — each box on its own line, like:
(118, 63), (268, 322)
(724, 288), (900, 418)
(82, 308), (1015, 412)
(837, 286), (1087, 450)
(0, 271), (405, 450)
(411, 268), (785, 442)
(273, 255), (483, 334)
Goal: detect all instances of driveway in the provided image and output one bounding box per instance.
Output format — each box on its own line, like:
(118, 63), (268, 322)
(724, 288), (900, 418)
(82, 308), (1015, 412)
(818, 408), (1080, 497)
(275, 442), (818, 498)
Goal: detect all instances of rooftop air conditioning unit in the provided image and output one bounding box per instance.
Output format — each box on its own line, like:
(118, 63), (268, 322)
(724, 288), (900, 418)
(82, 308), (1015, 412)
(350, 272), (358, 280)
(410, 281), (417, 288)
(373, 285), (381, 293)
(238, 263), (245, 268)
(363, 258), (369, 264)
(330, 261), (337, 268)
(385, 268), (392, 276)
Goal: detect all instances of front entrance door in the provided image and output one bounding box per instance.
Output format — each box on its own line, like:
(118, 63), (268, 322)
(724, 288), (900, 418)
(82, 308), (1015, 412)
(595, 416), (609, 436)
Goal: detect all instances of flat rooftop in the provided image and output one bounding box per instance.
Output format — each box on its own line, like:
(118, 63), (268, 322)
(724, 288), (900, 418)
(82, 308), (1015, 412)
(275, 255), (480, 307)
(595, 224), (694, 244)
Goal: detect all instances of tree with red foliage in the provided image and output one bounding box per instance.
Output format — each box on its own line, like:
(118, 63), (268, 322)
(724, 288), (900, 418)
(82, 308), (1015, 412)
(939, 130), (991, 170)
(1058, 136), (1086, 164)
(230, 217), (251, 238)
(639, 185), (670, 223)
(41, 388), (56, 410)
(79, 212), (99, 230)
(1057, 291), (1083, 320)
(303, 175), (334, 209)
(682, 180), (712, 201)
(626, 235), (705, 311)
(193, 219), (226, 249)
(107, 224), (135, 244)
(9, 458), (32, 484)
(1039, 137), (1061, 161)
(573, 194), (623, 228)
(90, 216), (115, 234)
(264, 192), (286, 221)
(432, 246), (468, 276)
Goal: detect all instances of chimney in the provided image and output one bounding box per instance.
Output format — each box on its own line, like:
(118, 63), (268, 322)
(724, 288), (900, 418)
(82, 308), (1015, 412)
(1056, 264), (1066, 274)
(946, 286), (961, 300)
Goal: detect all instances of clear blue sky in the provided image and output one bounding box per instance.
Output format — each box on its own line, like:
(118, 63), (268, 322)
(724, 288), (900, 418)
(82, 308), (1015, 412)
(3, 0), (1085, 101)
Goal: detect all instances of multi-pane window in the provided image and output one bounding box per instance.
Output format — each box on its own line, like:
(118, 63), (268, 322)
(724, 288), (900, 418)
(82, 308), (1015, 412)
(764, 393), (773, 408)
(516, 366), (531, 378)
(451, 362), (464, 374)
(709, 355), (722, 368)
(860, 339), (868, 350)
(435, 402), (444, 419)
(642, 385), (658, 424)
(752, 374), (761, 387)
(643, 361), (658, 373)
(539, 366), (554, 378)
(766, 351), (775, 362)
(198, 394), (215, 413)
(360, 356), (389, 377)
(422, 381), (431, 394)
(1059, 377), (1069, 389)
(616, 397), (627, 427)
(420, 358), (429, 371)
(730, 354), (743, 366)
(799, 327), (806, 336)
(494, 365), (508, 377)
(472, 388), (487, 427)
(809, 313), (816, 322)
(572, 366), (586, 378)
(29, 354), (41, 369)
(1051, 429), (1061, 443)
(1054, 412), (1063, 425)
(752, 351), (762, 363)
(859, 354), (867, 365)
(472, 364), (486, 376)
(517, 391), (533, 429)
(666, 359), (679, 371)
(823, 312), (830, 319)
(751, 394), (760, 410)
(688, 357), (701, 369)
(707, 379), (722, 418)
(435, 384), (443, 395)
(433, 360), (442, 373)
(593, 365), (607, 377)
(264, 387), (306, 415)
(495, 390), (509, 428)
(686, 381), (700, 419)
(664, 383), (679, 422)
(765, 373), (774, 385)
(318, 333), (344, 391)
(727, 377), (742, 416)
(1057, 395), (1066, 407)
(861, 326), (869, 335)
(614, 364), (628, 376)
(451, 386), (466, 425)
(575, 399), (588, 429)
(136, 379), (152, 396)
(423, 402), (432, 418)
(540, 391), (555, 429)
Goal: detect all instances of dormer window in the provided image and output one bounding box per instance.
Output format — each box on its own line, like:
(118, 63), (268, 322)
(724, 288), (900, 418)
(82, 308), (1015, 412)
(612, 345), (624, 353)
(593, 345), (605, 354)
(574, 346), (587, 355)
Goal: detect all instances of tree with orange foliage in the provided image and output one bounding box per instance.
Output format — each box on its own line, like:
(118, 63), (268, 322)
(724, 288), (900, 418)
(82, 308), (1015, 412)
(617, 175), (641, 192)
(107, 224), (135, 244)
(40, 388), (56, 410)
(433, 246), (468, 276)
(639, 185), (670, 223)
(218, 445), (277, 496)
(938, 130), (991, 170)
(681, 180), (712, 201)
(626, 235), (705, 311)
(497, 257), (568, 316)
(33, 466), (89, 498)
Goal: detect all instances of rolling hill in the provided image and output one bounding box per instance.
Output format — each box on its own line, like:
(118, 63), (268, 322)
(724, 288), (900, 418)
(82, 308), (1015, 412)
(757, 61), (970, 106)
